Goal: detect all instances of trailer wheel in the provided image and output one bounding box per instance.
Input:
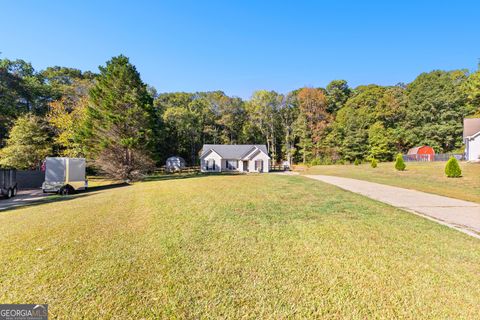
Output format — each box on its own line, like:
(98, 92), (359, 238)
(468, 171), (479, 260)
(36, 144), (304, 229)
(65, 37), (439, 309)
(6, 188), (12, 199)
(59, 186), (68, 196)
(12, 187), (17, 197)
(59, 185), (75, 196)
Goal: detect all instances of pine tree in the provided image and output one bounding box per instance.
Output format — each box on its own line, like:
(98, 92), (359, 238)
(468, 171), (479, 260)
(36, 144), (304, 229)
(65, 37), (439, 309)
(394, 154), (406, 171)
(445, 157), (462, 178)
(86, 55), (156, 180)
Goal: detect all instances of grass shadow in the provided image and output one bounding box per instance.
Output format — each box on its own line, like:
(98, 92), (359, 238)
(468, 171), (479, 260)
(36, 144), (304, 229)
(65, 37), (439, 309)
(83, 182), (131, 193)
(0, 193), (92, 213)
(1, 183), (130, 213)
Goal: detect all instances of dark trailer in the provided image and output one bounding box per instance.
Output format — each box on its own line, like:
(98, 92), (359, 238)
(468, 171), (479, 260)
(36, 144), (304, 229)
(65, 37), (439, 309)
(0, 169), (18, 199)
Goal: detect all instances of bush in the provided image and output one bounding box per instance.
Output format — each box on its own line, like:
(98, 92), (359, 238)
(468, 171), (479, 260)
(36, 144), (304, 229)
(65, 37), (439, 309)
(445, 157), (462, 178)
(310, 157), (335, 166)
(310, 158), (321, 166)
(95, 145), (155, 181)
(394, 154), (406, 171)
(371, 158), (378, 168)
(354, 158), (360, 166)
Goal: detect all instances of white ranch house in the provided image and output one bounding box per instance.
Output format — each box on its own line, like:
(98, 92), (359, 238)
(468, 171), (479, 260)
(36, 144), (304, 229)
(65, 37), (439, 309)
(464, 118), (480, 162)
(200, 144), (270, 173)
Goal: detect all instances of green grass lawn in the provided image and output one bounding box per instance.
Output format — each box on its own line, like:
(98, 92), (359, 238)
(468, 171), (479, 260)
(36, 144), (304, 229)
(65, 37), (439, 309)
(1, 174), (479, 319)
(302, 161), (480, 203)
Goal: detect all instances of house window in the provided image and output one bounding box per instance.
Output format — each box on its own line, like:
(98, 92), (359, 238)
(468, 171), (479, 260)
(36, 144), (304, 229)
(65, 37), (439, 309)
(207, 159), (215, 171)
(254, 160), (263, 172)
(226, 160), (237, 170)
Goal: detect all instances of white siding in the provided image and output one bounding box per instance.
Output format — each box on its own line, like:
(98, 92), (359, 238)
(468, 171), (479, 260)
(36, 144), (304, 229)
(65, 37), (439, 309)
(248, 151), (270, 173)
(200, 148), (270, 173)
(200, 151), (222, 172)
(466, 136), (480, 161)
(222, 159), (241, 172)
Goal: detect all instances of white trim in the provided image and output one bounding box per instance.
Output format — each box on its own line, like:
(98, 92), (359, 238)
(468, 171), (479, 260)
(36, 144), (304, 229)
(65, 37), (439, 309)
(242, 147), (271, 160)
(240, 146), (258, 159)
(242, 147), (259, 160)
(465, 130), (480, 141)
(200, 149), (223, 160)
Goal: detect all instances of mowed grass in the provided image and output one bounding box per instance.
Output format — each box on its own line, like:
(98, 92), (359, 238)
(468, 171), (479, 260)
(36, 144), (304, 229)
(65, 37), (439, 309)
(1, 175), (479, 319)
(303, 161), (480, 203)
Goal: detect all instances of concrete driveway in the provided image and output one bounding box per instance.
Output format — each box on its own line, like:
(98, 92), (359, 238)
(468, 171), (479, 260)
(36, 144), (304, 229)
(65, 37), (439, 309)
(305, 175), (480, 239)
(0, 189), (51, 211)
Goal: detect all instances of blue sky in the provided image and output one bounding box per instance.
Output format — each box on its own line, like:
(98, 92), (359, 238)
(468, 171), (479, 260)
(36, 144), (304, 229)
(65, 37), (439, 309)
(1, 0), (479, 98)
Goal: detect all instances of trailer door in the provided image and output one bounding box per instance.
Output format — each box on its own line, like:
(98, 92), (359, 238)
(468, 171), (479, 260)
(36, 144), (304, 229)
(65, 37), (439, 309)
(45, 158), (66, 182)
(68, 158), (86, 190)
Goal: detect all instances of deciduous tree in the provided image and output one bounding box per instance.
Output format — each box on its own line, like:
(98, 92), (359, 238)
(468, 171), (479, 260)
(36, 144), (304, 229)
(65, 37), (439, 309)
(0, 114), (52, 169)
(297, 87), (331, 159)
(405, 70), (470, 152)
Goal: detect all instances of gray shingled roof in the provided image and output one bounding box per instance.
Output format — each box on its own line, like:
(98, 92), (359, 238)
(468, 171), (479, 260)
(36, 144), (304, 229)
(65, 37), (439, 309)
(464, 118), (480, 139)
(200, 144), (268, 159)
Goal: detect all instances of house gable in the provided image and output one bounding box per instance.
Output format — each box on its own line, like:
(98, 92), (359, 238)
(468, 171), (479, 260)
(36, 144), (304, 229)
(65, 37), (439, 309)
(464, 118), (480, 139)
(242, 146), (271, 160)
(240, 146), (258, 159)
(467, 130), (480, 141)
(200, 148), (223, 160)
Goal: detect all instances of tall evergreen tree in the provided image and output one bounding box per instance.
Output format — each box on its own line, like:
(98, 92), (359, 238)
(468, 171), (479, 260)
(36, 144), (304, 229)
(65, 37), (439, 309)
(86, 55), (156, 180)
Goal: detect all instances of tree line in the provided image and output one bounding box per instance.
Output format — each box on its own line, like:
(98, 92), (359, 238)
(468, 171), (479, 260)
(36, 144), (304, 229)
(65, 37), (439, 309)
(0, 55), (479, 179)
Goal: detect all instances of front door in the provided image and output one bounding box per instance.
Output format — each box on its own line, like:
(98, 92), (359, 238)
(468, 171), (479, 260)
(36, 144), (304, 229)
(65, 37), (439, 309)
(243, 161), (249, 172)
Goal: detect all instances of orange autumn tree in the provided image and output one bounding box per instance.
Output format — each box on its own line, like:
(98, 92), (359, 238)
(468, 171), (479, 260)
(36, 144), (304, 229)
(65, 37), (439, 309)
(296, 87), (331, 162)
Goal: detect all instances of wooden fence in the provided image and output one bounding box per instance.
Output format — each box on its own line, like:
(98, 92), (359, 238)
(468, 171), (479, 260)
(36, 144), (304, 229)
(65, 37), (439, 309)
(269, 165), (291, 172)
(154, 166), (200, 174)
(402, 154), (464, 162)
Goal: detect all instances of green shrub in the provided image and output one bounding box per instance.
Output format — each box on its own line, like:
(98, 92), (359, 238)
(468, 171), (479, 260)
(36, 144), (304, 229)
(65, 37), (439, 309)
(445, 157), (462, 178)
(310, 157), (336, 166)
(322, 157), (333, 165)
(354, 158), (360, 166)
(371, 158), (378, 168)
(310, 158), (321, 166)
(394, 154), (406, 171)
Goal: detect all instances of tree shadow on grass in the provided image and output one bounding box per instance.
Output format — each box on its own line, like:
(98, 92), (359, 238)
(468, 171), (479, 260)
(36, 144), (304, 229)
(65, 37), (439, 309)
(0, 193), (92, 213)
(1, 183), (131, 213)
(83, 182), (131, 193)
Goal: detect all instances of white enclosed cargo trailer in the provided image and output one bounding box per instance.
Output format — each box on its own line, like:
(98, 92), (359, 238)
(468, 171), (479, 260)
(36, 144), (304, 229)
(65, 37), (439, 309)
(42, 157), (87, 195)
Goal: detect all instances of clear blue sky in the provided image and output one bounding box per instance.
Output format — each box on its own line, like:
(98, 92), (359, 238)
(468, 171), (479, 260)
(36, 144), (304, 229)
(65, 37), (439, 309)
(1, 0), (479, 98)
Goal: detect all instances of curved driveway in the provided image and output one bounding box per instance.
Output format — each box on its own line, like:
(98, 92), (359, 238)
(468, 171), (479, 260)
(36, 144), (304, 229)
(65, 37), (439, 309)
(0, 189), (50, 211)
(305, 175), (480, 239)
